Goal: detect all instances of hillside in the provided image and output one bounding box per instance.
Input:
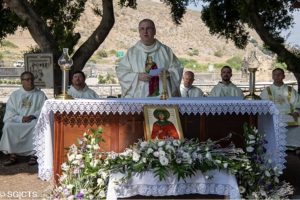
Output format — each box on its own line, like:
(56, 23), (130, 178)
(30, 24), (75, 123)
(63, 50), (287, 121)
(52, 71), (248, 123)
(1, 0), (280, 82)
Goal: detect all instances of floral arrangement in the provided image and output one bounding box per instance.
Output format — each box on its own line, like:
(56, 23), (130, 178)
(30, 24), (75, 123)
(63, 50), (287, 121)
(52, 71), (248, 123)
(50, 124), (293, 199)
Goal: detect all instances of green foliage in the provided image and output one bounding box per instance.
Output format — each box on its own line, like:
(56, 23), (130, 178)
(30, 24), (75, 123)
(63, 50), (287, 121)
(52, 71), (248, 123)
(0, 40), (18, 48)
(108, 49), (117, 56)
(225, 56), (243, 70)
(178, 58), (207, 71)
(273, 61), (287, 70)
(0, 0), (88, 53)
(97, 50), (108, 58)
(200, 0), (294, 49)
(187, 48), (199, 56)
(50, 124), (294, 199)
(213, 49), (224, 57)
(98, 73), (117, 84)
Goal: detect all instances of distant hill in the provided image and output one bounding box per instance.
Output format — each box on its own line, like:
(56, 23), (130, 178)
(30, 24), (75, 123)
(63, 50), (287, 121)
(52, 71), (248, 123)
(1, 0), (281, 82)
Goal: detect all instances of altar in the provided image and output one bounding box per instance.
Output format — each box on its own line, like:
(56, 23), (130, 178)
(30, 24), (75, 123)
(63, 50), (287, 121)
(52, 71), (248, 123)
(34, 98), (286, 182)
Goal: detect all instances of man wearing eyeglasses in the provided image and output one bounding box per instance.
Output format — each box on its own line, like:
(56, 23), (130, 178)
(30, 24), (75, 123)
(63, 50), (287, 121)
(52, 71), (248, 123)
(116, 19), (183, 98)
(0, 71), (47, 166)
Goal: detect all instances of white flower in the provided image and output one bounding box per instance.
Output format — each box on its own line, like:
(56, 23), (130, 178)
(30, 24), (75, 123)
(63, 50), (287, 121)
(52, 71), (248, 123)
(215, 159), (221, 164)
(176, 158), (182, 164)
(172, 140), (181, 146)
(264, 170), (271, 177)
(61, 163), (70, 171)
(67, 195), (74, 200)
(205, 152), (212, 160)
(66, 184), (74, 189)
(248, 134), (255, 140)
(223, 163), (228, 168)
(59, 174), (68, 182)
(75, 154), (83, 160)
(159, 156), (169, 166)
(153, 151), (159, 157)
(90, 160), (99, 168)
(93, 144), (100, 150)
(142, 157), (147, 163)
(132, 152), (140, 162)
(246, 146), (254, 152)
(158, 149), (166, 157)
(182, 152), (190, 159)
(91, 138), (95, 144)
(140, 141), (148, 148)
(146, 148), (154, 154)
(109, 152), (117, 160)
(97, 178), (104, 186)
(158, 141), (165, 147)
(72, 159), (80, 165)
(87, 144), (92, 149)
(99, 190), (106, 198)
(68, 154), (75, 161)
(248, 140), (256, 144)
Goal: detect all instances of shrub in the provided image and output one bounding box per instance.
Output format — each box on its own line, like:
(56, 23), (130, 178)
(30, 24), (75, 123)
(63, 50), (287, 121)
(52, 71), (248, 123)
(97, 50), (108, 58)
(225, 56), (243, 71)
(179, 58), (207, 71)
(214, 49), (224, 57)
(0, 40), (18, 48)
(98, 73), (117, 84)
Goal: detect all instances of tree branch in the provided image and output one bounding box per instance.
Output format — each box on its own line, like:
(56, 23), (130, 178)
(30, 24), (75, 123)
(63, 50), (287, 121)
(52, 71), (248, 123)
(72, 0), (115, 71)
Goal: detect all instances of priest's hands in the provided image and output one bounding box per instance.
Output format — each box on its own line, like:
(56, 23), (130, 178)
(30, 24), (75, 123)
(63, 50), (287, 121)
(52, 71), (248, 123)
(22, 115), (37, 123)
(138, 73), (151, 82)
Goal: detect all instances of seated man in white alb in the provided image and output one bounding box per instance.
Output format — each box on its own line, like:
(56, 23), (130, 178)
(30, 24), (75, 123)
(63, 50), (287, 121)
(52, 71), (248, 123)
(260, 68), (300, 149)
(0, 71), (47, 166)
(209, 66), (244, 97)
(68, 70), (99, 99)
(180, 71), (204, 97)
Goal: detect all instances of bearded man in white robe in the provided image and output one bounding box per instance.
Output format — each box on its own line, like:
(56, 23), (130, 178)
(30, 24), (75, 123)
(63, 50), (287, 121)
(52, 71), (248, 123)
(180, 71), (204, 97)
(209, 66), (244, 98)
(116, 19), (183, 98)
(260, 68), (300, 149)
(68, 70), (99, 99)
(0, 71), (47, 165)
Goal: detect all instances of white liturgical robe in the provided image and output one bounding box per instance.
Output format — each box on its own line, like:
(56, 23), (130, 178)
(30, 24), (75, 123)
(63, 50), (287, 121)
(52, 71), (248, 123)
(260, 84), (300, 148)
(209, 82), (244, 98)
(180, 85), (204, 97)
(0, 87), (47, 155)
(116, 40), (183, 98)
(68, 85), (99, 99)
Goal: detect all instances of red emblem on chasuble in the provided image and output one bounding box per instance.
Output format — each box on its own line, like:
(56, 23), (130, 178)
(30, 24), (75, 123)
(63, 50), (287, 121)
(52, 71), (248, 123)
(145, 56), (159, 96)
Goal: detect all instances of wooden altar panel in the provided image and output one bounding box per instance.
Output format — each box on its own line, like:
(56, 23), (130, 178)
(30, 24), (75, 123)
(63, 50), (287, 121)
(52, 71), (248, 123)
(53, 111), (257, 183)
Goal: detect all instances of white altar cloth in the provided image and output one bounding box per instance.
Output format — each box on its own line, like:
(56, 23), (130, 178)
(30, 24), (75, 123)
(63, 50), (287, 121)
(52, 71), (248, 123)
(107, 170), (240, 200)
(33, 98), (286, 181)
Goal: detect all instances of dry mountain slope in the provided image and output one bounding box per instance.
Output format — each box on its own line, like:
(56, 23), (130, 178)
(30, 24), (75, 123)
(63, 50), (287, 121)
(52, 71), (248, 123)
(6, 0), (260, 64)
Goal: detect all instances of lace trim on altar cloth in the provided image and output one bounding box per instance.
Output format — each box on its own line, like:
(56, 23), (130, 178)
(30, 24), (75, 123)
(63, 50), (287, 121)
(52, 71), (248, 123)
(114, 183), (240, 199)
(42, 99), (278, 115)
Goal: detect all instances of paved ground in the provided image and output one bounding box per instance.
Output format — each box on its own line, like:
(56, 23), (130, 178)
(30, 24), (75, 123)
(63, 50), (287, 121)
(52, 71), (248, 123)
(0, 151), (300, 199)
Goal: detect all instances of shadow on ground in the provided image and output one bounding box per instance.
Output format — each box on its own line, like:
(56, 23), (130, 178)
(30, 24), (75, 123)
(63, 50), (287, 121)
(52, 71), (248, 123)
(0, 152), (38, 175)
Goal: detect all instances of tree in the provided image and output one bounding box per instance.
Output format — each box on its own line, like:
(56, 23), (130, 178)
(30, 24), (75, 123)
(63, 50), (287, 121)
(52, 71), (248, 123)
(1, 0), (120, 94)
(2, 0), (300, 93)
(1, 0), (187, 95)
(198, 0), (300, 92)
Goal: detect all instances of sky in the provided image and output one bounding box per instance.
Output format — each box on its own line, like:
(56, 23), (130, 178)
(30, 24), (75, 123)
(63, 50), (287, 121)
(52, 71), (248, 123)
(187, 4), (300, 47)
